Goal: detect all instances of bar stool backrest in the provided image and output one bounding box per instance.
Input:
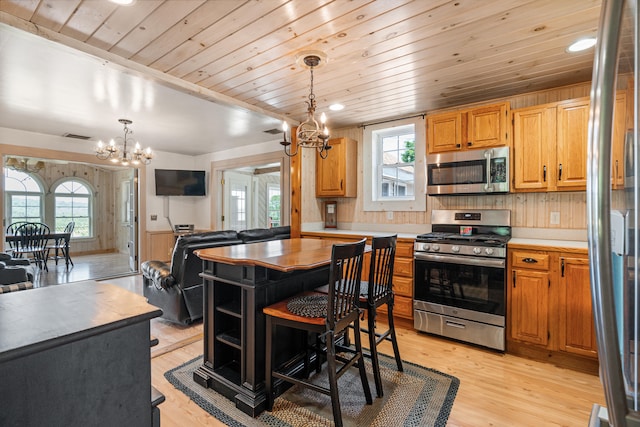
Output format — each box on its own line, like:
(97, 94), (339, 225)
(367, 235), (397, 305)
(327, 238), (366, 330)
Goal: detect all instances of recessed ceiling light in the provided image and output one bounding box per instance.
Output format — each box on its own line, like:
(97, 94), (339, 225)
(567, 37), (597, 52)
(329, 104), (344, 111)
(109, 0), (136, 5)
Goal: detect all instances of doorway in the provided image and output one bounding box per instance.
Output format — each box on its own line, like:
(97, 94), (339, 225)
(211, 152), (290, 231)
(222, 163), (281, 230)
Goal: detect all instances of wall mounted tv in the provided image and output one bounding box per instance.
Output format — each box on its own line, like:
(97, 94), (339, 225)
(154, 169), (206, 196)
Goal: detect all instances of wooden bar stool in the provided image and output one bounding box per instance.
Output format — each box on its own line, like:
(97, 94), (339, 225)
(263, 239), (372, 427)
(360, 234), (403, 397)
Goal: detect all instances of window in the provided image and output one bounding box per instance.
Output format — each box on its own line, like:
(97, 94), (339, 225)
(267, 184), (281, 227)
(363, 116), (426, 211)
(4, 168), (44, 224)
(53, 179), (92, 237)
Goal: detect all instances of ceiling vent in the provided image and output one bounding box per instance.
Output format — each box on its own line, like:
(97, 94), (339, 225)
(263, 128), (283, 135)
(62, 133), (92, 140)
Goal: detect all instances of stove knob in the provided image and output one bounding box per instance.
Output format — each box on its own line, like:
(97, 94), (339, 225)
(423, 244), (430, 251)
(451, 246), (460, 253)
(431, 244), (440, 252)
(473, 247), (482, 255)
(485, 248), (494, 255)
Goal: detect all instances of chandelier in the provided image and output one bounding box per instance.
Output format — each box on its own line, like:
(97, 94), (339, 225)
(281, 53), (332, 159)
(5, 157), (45, 173)
(95, 119), (153, 166)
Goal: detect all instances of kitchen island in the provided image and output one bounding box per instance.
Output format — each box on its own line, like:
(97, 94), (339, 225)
(0, 280), (162, 427)
(193, 237), (354, 416)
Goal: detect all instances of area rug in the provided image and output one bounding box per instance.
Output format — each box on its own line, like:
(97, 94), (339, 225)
(165, 354), (459, 427)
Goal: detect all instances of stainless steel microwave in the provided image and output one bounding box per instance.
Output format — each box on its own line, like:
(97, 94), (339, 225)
(426, 146), (510, 195)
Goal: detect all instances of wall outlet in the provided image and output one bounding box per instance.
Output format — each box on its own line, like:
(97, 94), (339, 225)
(150, 214), (158, 221)
(550, 211), (560, 225)
(386, 211), (394, 220)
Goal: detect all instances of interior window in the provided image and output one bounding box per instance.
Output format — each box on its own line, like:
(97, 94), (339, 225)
(53, 179), (92, 238)
(4, 168), (44, 224)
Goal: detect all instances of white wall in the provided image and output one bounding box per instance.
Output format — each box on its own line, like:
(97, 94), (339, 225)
(1, 126), (283, 232)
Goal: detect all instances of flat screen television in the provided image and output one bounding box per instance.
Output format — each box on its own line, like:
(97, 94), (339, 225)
(154, 169), (206, 196)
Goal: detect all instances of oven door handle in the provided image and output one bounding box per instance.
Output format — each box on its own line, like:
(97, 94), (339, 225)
(414, 252), (505, 268)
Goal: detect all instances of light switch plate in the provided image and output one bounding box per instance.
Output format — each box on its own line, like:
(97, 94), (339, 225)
(550, 211), (560, 225)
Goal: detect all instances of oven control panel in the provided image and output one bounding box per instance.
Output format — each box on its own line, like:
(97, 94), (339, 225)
(414, 241), (506, 258)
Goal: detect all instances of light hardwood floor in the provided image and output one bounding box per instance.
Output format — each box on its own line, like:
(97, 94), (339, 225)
(105, 275), (606, 427)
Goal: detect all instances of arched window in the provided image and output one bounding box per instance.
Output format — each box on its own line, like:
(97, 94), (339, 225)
(53, 179), (92, 238)
(4, 168), (44, 224)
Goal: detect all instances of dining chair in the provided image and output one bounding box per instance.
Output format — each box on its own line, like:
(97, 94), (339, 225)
(47, 221), (75, 266)
(5, 221), (28, 256)
(13, 223), (50, 271)
(263, 239), (372, 427)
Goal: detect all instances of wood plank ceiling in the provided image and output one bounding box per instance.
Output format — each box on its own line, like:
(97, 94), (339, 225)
(0, 0), (603, 130)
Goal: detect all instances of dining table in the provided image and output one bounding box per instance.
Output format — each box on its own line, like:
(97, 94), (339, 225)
(192, 237), (366, 417)
(5, 231), (72, 270)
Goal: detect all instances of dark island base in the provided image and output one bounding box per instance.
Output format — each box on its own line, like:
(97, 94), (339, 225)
(195, 260), (330, 417)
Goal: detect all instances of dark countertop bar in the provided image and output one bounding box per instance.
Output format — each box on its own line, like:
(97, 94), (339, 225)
(0, 280), (162, 364)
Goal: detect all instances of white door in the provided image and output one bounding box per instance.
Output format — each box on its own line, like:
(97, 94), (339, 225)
(223, 171), (252, 230)
(127, 169), (137, 271)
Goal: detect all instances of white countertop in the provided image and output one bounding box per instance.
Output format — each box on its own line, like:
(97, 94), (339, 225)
(508, 238), (588, 250)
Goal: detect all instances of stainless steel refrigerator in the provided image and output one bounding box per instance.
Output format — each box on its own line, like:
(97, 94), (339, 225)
(588, 0), (640, 426)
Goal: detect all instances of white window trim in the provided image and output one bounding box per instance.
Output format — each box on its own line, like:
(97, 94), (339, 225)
(363, 116), (426, 212)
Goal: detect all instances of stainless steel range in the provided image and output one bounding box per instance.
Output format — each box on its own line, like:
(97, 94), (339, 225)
(413, 209), (511, 351)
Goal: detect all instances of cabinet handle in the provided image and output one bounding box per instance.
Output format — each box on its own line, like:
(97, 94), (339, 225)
(456, 143), (461, 149)
(616, 160), (619, 179)
(522, 257), (538, 263)
(513, 271), (516, 288)
(558, 163), (563, 180)
(467, 142), (473, 147)
(340, 179), (343, 190)
(561, 259), (565, 277)
(543, 165), (547, 182)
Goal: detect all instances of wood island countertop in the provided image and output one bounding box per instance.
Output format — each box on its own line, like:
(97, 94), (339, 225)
(195, 237), (366, 273)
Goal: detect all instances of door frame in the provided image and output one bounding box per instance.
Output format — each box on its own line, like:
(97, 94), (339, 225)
(211, 151), (290, 230)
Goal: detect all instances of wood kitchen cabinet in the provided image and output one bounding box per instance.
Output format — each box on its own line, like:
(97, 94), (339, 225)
(556, 98), (590, 189)
(377, 240), (414, 319)
(513, 93), (626, 192)
(507, 245), (597, 373)
(316, 137), (357, 197)
(558, 254), (597, 358)
(427, 102), (510, 153)
(512, 98), (589, 191)
(509, 250), (550, 346)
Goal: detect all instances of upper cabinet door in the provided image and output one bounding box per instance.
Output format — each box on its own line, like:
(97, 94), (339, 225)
(512, 105), (556, 191)
(427, 111), (462, 153)
(427, 102), (509, 154)
(467, 103), (509, 149)
(556, 98), (590, 189)
(316, 137), (357, 197)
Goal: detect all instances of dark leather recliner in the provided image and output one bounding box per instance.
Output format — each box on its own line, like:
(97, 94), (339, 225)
(142, 230), (243, 324)
(237, 225), (291, 243)
(141, 226), (290, 324)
